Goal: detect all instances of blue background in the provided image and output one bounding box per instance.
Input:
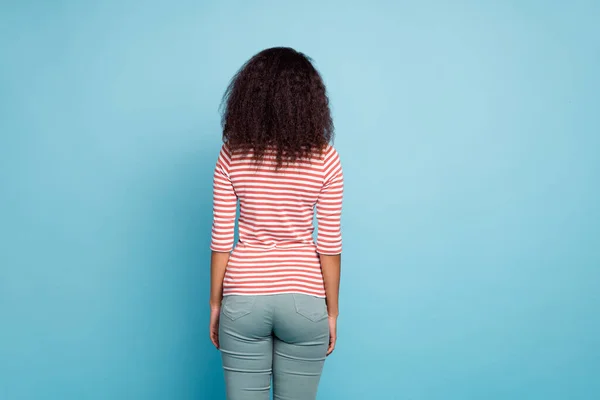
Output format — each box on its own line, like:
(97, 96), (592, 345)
(1, 0), (599, 399)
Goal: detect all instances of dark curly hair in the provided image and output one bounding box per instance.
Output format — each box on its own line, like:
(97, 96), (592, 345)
(220, 47), (334, 168)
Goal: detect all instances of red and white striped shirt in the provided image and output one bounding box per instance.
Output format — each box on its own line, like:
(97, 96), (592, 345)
(210, 144), (343, 297)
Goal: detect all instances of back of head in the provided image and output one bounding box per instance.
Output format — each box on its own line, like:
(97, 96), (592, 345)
(220, 47), (333, 168)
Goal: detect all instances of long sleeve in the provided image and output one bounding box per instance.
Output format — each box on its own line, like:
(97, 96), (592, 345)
(210, 145), (237, 252)
(316, 146), (344, 255)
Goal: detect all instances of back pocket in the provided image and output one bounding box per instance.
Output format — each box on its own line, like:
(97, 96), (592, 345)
(222, 296), (256, 321)
(293, 294), (328, 322)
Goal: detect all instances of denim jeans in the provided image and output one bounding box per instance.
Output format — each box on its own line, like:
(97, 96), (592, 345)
(219, 294), (329, 400)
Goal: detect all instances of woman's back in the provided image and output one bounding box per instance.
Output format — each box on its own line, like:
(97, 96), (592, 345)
(208, 47), (342, 400)
(210, 144), (343, 297)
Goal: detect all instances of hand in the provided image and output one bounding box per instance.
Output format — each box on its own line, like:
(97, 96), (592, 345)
(327, 315), (337, 356)
(209, 306), (221, 349)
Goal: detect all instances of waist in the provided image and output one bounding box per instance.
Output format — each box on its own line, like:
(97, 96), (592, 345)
(234, 241), (317, 251)
(228, 245), (320, 267)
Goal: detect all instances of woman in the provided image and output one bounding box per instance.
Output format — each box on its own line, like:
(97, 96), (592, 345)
(208, 47), (343, 400)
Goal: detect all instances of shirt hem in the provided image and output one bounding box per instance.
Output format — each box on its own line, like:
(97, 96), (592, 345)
(222, 291), (326, 298)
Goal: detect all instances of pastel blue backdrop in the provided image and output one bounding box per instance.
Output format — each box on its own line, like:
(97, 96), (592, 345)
(1, 1), (598, 399)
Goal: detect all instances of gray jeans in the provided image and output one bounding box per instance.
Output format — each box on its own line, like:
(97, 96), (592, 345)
(219, 294), (329, 400)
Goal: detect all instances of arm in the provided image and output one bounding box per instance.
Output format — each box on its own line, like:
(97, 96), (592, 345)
(209, 145), (237, 309)
(210, 251), (230, 309)
(320, 254), (341, 317)
(316, 147), (344, 317)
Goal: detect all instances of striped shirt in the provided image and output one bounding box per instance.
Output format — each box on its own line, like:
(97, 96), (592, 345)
(210, 144), (343, 297)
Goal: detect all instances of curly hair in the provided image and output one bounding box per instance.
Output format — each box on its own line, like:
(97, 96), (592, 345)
(220, 47), (334, 168)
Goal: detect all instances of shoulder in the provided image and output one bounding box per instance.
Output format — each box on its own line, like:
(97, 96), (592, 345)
(322, 144), (341, 165)
(218, 143), (233, 162)
(215, 144), (233, 174)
